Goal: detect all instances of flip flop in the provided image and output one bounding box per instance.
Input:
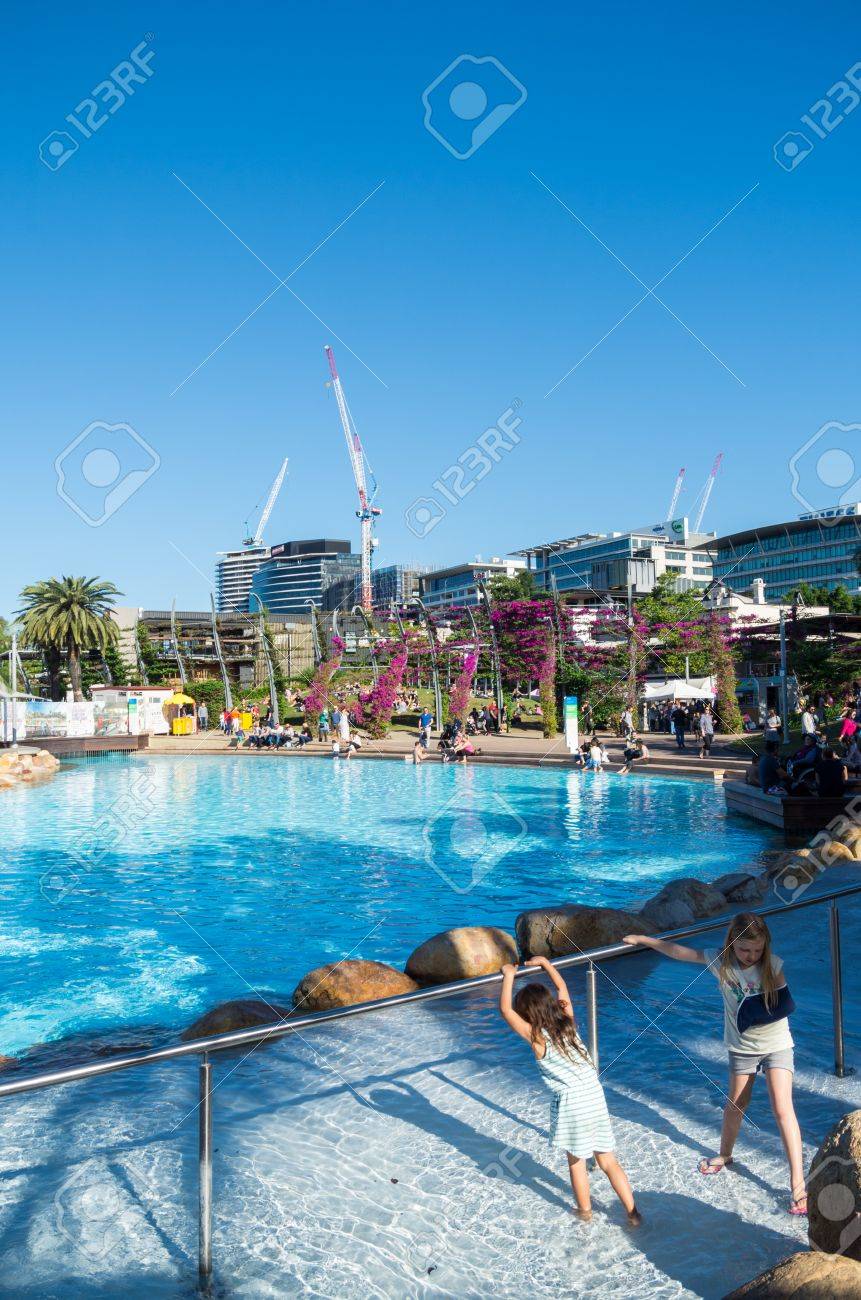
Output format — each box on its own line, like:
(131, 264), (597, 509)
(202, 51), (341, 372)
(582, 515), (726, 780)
(790, 1196), (808, 1216)
(699, 1157), (733, 1175)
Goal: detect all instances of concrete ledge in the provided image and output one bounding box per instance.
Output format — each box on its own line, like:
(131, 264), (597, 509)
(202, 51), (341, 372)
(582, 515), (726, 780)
(2, 734), (151, 758)
(724, 779), (856, 833)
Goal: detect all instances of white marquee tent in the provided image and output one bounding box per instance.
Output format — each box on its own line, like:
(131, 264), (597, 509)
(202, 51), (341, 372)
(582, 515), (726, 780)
(642, 676), (716, 701)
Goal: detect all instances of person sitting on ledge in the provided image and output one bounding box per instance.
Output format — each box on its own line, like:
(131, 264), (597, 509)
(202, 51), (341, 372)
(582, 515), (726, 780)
(758, 740), (787, 795)
(619, 735), (650, 775)
(817, 746), (848, 798)
(786, 734), (821, 795)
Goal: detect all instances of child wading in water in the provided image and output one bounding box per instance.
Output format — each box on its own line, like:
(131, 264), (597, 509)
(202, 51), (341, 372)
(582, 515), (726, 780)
(499, 956), (641, 1225)
(623, 911), (805, 1215)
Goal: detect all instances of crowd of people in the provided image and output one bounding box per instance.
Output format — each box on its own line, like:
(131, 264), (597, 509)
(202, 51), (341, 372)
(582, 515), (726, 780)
(747, 680), (861, 798)
(642, 699), (717, 757)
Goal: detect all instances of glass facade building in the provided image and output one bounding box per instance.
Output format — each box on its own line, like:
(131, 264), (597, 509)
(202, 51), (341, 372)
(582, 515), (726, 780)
(250, 540), (361, 614)
(420, 559), (525, 609)
(699, 505), (861, 601)
(515, 526), (713, 600)
(368, 564), (431, 607)
(215, 546), (270, 614)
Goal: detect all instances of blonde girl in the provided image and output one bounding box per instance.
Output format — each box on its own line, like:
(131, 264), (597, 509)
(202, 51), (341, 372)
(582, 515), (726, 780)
(623, 912), (805, 1214)
(499, 956), (641, 1225)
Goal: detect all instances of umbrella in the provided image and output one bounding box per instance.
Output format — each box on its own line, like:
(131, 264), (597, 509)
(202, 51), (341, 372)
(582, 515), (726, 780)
(167, 692), (196, 706)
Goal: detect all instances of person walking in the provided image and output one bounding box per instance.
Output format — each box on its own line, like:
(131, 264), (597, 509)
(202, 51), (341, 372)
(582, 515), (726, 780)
(763, 707), (782, 744)
(670, 701), (688, 750)
(419, 706), (433, 749)
(697, 704), (715, 757)
(800, 704), (817, 739)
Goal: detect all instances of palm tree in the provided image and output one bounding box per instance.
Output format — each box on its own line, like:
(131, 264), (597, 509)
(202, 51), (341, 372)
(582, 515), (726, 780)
(17, 576), (122, 701)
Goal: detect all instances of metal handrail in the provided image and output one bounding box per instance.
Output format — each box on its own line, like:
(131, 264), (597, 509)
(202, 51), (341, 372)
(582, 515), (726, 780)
(1, 878), (858, 1290)
(1, 879), (859, 1098)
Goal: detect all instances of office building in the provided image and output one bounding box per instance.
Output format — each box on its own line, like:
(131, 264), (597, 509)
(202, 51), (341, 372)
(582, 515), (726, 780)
(215, 546), (270, 614)
(420, 557), (526, 609)
(250, 539), (362, 614)
(698, 504), (861, 602)
(514, 520), (713, 602)
(368, 564), (431, 608)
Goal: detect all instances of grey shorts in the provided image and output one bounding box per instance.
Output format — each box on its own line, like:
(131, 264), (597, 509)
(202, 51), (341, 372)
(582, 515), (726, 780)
(728, 1047), (794, 1075)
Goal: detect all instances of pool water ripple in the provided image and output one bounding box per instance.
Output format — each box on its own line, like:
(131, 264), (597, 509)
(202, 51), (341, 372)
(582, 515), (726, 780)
(0, 755), (777, 1056)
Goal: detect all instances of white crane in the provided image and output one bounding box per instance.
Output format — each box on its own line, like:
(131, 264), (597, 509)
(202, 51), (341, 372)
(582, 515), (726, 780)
(243, 458), (288, 546)
(666, 466), (686, 521)
(693, 452), (723, 532)
(324, 345), (381, 611)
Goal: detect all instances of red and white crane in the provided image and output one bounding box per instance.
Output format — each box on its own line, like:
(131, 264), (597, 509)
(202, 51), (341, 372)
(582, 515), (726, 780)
(693, 452), (723, 532)
(325, 345), (381, 610)
(665, 466), (686, 522)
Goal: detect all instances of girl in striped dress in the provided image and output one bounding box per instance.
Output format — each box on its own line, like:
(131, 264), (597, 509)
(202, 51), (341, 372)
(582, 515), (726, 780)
(500, 956), (641, 1224)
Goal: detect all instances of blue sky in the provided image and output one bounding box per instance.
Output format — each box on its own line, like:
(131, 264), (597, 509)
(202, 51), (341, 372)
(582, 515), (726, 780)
(4, 2), (860, 615)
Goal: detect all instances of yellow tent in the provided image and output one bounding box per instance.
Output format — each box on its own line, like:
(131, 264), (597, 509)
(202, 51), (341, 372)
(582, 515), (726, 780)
(167, 691), (197, 734)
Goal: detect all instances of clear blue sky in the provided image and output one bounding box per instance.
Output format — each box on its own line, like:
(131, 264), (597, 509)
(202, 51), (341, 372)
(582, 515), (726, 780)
(4, 2), (860, 615)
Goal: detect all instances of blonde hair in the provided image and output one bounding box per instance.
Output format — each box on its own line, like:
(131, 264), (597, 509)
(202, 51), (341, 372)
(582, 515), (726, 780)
(718, 912), (779, 1010)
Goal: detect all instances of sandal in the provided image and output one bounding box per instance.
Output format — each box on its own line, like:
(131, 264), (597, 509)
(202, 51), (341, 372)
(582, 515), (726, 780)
(699, 1156), (733, 1176)
(790, 1194), (808, 1216)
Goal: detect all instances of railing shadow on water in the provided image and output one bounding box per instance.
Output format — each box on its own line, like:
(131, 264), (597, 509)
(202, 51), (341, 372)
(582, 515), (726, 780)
(0, 881), (858, 1293)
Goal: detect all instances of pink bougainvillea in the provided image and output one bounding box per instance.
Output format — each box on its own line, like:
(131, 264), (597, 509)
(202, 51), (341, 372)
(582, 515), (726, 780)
(303, 636), (344, 726)
(354, 641), (409, 738)
(447, 650), (478, 725)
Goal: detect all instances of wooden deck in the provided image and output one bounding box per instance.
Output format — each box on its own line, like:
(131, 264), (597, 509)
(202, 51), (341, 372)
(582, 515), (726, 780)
(724, 779), (859, 834)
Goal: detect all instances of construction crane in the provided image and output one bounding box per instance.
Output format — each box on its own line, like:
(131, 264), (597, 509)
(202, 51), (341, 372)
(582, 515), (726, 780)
(666, 466), (686, 521)
(324, 345), (381, 611)
(243, 458), (289, 547)
(693, 453), (723, 532)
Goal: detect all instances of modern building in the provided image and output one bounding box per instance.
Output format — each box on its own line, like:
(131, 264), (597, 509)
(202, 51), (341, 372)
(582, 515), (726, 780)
(419, 556), (526, 609)
(250, 539), (362, 615)
(215, 546), (270, 614)
(368, 564), (431, 608)
(513, 520), (714, 603)
(697, 504), (861, 602)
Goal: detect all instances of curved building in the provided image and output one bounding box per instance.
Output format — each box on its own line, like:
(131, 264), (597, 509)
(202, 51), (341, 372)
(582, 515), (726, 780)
(697, 504), (861, 601)
(250, 539), (361, 614)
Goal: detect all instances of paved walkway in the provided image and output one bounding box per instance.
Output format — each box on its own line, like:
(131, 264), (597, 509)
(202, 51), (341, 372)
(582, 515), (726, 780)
(147, 727), (753, 777)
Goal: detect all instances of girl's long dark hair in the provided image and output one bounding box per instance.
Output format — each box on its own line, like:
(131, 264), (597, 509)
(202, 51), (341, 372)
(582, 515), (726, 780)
(513, 983), (592, 1064)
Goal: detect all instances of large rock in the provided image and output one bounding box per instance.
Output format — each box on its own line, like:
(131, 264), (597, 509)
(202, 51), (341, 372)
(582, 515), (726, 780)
(724, 1251), (861, 1298)
(181, 997), (292, 1042)
(808, 1109), (861, 1261)
(640, 878), (728, 931)
(406, 926), (518, 984)
(292, 960), (418, 1012)
(515, 905), (655, 960)
(804, 835), (857, 867)
(711, 872), (767, 904)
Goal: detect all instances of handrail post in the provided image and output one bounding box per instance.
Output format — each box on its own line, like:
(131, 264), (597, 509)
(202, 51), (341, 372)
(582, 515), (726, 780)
(829, 903), (850, 1078)
(586, 962), (599, 1070)
(199, 1053), (213, 1290)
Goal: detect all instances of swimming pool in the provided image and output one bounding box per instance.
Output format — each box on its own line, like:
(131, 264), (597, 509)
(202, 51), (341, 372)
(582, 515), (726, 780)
(1, 755), (777, 1057)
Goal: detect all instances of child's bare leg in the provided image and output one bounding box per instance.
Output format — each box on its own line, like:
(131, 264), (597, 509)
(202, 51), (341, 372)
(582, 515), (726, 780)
(566, 1153), (592, 1218)
(765, 1067), (805, 1206)
(594, 1151), (638, 1218)
(709, 1072), (755, 1168)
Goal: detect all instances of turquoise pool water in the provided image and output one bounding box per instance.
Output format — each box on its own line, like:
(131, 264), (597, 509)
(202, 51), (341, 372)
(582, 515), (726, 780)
(1, 755), (777, 1056)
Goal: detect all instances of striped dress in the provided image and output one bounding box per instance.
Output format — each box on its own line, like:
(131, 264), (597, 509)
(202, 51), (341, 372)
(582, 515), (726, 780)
(535, 1030), (615, 1157)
